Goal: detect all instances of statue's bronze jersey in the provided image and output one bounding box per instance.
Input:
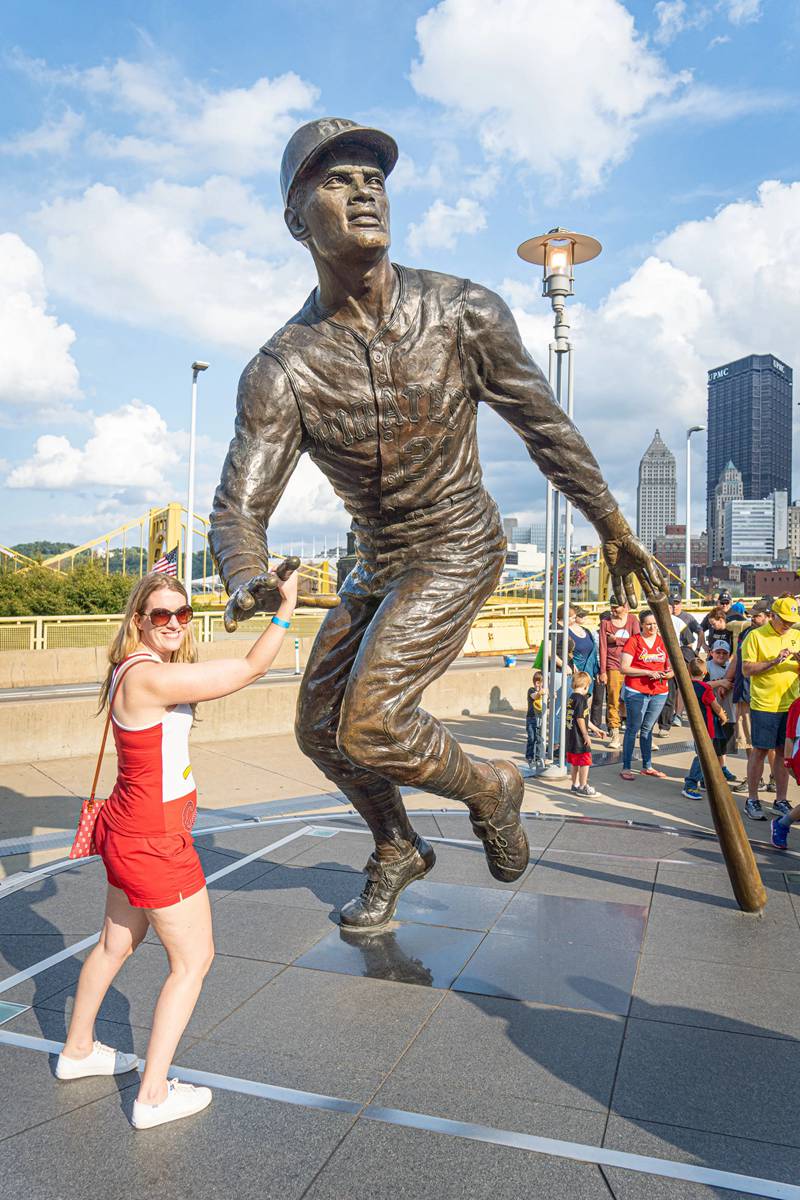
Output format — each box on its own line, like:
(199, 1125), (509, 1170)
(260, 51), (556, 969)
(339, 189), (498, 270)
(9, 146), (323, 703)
(209, 264), (617, 594)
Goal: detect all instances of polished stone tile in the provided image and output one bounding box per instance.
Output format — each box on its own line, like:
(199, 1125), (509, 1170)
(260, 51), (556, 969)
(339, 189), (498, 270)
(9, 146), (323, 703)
(452, 929), (639, 1013)
(631, 952), (800, 1040)
(493, 892), (647, 951)
(394, 879), (513, 931)
(220, 863), (362, 912)
(374, 990), (624, 1119)
(183, 965), (443, 1099)
(195, 825), (316, 863)
(37, 942), (284, 1039)
(547, 824), (687, 860)
(0, 1037), (136, 1144)
(295, 922), (484, 989)
(424, 841), (537, 890)
(0, 1065), (353, 1200)
(611, 1018), (800, 1146)
(0, 933), (85, 1005)
(303, 1118), (612, 1200)
(522, 851), (656, 905)
(0, 867), (107, 937)
(603, 1115), (800, 1198)
(208, 897), (334, 964)
(288, 831), (375, 874)
(644, 865), (800, 969)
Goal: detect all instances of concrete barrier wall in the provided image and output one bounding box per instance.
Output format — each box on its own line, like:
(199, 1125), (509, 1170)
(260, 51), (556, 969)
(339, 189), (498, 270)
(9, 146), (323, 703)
(0, 637), (318, 689)
(0, 664), (530, 765)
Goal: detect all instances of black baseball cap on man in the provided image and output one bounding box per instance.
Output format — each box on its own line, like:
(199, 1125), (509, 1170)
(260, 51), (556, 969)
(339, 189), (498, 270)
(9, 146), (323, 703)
(717, 590), (732, 603)
(669, 590), (683, 605)
(748, 599), (770, 616)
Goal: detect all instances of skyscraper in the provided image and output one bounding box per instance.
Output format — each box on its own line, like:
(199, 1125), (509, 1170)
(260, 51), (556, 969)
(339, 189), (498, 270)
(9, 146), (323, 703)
(706, 354), (793, 543)
(637, 430), (677, 551)
(710, 461), (743, 564)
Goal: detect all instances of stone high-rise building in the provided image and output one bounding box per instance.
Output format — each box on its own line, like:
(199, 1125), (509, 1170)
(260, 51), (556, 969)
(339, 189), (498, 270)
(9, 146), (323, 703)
(637, 430), (677, 552)
(710, 461), (743, 564)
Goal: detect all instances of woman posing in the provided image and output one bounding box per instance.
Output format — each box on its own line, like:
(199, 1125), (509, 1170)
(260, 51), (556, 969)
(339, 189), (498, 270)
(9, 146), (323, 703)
(618, 610), (673, 781)
(56, 565), (298, 1129)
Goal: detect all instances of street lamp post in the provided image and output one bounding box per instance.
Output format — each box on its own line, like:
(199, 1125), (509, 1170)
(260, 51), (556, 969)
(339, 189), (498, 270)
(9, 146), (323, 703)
(685, 424), (704, 602)
(517, 229), (601, 775)
(186, 361), (209, 599)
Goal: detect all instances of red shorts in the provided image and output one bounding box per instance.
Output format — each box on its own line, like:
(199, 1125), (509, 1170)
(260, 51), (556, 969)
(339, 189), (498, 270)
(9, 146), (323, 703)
(94, 818), (206, 909)
(567, 751), (592, 766)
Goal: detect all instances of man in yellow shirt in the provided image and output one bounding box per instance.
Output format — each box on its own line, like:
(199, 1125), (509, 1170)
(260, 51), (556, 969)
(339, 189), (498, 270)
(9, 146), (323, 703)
(741, 596), (800, 821)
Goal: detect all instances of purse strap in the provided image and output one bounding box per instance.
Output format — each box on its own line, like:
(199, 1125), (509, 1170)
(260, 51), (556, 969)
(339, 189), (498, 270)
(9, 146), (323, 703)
(89, 654), (155, 802)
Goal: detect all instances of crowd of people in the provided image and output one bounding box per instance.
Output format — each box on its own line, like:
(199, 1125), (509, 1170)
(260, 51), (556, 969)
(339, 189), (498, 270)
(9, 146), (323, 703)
(527, 590), (800, 848)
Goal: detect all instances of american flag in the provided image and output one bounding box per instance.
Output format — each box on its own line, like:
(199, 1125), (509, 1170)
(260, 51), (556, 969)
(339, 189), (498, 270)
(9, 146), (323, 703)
(152, 546), (179, 576)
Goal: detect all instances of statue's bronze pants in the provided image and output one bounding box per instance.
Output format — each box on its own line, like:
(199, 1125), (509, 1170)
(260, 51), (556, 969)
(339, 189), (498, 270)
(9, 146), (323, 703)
(295, 546), (505, 856)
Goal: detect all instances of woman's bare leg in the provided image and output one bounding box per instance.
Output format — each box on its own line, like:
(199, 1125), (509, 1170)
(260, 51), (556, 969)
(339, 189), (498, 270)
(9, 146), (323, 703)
(138, 887), (214, 1104)
(62, 885), (149, 1059)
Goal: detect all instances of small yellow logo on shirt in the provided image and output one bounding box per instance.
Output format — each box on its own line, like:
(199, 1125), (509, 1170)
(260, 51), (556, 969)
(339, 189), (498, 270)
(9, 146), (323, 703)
(183, 765), (192, 780)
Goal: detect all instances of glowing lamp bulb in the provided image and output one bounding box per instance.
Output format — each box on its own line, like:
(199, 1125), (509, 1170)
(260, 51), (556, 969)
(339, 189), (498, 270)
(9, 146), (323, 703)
(545, 241), (573, 277)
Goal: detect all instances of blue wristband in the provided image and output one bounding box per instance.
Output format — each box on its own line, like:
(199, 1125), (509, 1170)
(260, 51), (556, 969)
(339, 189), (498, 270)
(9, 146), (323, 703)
(271, 615), (291, 629)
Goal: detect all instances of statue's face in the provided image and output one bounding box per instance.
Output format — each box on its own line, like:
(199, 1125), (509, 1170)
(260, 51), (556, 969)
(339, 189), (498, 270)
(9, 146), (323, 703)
(286, 145), (390, 258)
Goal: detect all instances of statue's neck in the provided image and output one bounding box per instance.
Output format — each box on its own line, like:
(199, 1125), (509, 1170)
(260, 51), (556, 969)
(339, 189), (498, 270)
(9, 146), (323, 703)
(314, 253), (397, 340)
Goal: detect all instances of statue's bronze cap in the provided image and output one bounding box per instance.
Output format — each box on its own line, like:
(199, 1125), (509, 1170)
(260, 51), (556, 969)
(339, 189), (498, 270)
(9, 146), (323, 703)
(280, 117), (398, 207)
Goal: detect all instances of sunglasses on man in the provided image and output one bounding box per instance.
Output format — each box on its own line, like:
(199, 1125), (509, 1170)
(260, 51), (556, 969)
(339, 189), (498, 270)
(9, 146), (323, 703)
(143, 605), (194, 628)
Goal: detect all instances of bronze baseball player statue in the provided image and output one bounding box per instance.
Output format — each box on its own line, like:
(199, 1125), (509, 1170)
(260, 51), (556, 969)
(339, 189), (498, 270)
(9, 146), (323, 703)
(209, 117), (667, 931)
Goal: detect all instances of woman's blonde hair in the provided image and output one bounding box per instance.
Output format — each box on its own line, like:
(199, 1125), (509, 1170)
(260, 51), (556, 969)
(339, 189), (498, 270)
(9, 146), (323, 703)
(99, 573), (198, 711)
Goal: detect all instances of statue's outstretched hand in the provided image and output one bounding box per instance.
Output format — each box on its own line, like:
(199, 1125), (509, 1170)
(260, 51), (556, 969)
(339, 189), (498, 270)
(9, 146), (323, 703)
(598, 510), (666, 606)
(223, 557), (299, 632)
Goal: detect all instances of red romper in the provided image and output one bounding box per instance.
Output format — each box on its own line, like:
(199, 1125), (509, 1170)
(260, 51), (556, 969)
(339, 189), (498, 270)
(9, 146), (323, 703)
(94, 652), (206, 908)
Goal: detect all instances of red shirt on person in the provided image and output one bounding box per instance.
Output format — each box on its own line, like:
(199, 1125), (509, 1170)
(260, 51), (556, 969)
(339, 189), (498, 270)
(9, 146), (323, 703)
(623, 633), (669, 696)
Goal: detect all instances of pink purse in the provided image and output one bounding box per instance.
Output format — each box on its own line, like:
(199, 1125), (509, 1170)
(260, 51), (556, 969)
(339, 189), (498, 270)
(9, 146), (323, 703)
(68, 655), (150, 860)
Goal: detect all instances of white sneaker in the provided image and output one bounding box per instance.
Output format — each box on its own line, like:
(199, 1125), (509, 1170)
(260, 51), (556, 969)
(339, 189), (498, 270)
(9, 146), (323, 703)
(56, 1040), (139, 1080)
(131, 1078), (212, 1130)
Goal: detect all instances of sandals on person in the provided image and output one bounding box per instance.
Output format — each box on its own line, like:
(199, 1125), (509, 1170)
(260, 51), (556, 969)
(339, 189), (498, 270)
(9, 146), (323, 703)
(619, 770), (636, 781)
(641, 767), (667, 778)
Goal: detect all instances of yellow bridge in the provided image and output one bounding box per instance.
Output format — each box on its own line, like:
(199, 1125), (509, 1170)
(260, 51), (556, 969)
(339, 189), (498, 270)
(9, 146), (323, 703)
(1, 502), (712, 655)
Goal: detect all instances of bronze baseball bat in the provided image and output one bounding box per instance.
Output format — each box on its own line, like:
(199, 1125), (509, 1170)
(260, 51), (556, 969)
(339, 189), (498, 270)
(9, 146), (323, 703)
(644, 585), (766, 914)
(274, 556), (341, 608)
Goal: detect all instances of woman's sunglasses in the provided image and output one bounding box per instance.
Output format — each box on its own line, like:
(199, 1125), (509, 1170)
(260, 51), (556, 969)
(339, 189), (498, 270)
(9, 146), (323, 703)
(143, 605), (194, 628)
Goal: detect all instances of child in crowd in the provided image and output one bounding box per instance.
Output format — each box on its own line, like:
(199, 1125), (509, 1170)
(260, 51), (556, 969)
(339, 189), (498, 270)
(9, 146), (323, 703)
(770, 691), (800, 848)
(566, 670), (596, 797)
(525, 670), (544, 769)
(705, 639), (743, 789)
(682, 657), (736, 800)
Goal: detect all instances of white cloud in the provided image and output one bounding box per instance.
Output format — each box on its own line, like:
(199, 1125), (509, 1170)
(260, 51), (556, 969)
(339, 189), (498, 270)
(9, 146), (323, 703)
(0, 109), (83, 156)
(655, 0), (762, 44)
(407, 196), (487, 254)
(6, 400), (180, 495)
(36, 178), (315, 353)
(722, 0), (762, 24)
(270, 456), (346, 534)
(410, 0), (779, 192)
(0, 233), (81, 413)
(14, 52), (318, 178)
(497, 179), (800, 526)
(411, 0), (688, 191)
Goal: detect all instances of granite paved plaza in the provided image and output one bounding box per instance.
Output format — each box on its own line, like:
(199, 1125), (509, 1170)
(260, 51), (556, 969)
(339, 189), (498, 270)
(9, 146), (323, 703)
(2, 810), (800, 1199)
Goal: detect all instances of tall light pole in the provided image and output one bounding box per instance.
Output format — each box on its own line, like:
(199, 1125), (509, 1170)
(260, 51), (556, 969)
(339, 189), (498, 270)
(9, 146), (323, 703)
(517, 228), (602, 775)
(685, 424), (704, 602)
(186, 361), (209, 599)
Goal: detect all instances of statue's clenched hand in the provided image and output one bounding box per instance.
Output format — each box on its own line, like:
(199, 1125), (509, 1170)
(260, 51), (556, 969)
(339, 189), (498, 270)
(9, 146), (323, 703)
(596, 510), (666, 606)
(223, 557), (299, 632)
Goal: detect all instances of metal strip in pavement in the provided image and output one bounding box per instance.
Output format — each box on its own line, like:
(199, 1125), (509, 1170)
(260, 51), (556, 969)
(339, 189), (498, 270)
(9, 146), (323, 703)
(0, 1030), (796, 1198)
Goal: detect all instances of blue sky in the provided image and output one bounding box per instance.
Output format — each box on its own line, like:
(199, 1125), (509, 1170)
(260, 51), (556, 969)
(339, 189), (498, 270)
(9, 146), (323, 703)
(1, 0), (798, 551)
